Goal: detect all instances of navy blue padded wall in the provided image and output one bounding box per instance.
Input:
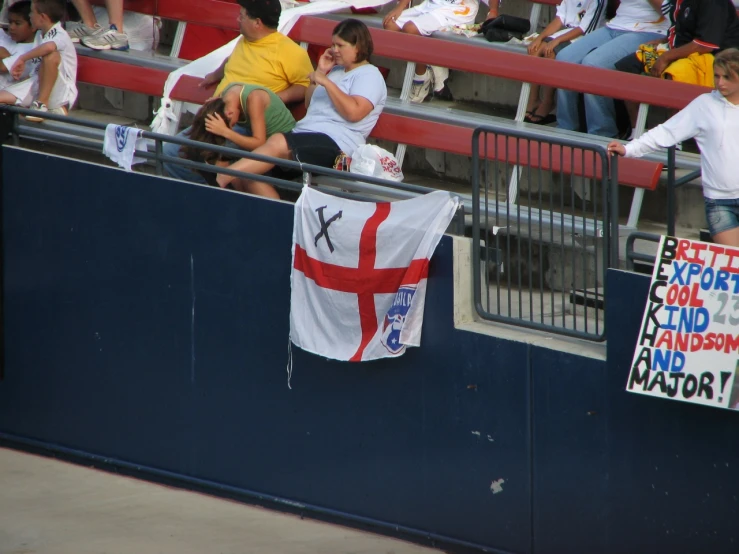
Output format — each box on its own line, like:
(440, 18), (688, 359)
(6, 148), (736, 553)
(605, 269), (739, 554)
(0, 147), (532, 553)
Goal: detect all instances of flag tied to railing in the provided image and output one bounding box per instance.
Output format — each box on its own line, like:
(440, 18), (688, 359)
(290, 187), (459, 361)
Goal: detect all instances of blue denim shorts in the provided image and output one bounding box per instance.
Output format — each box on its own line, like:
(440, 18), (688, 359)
(705, 197), (739, 236)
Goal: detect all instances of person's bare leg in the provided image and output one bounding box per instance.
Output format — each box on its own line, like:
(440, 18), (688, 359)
(401, 22), (426, 76)
(242, 180), (280, 199)
(712, 227), (739, 247)
(229, 177), (279, 198)
(104, 0), (124, 31)
(531, 49), (557, 117)
(0, 91), (19, 105)
(535, 86), (555, 116)
(36, 52), (60, 106)
(218, 134), (290, 187)
(383, 19), (401, 32)
(526, 48), (549, 114)
(526, 84), (541, 114)
(625, 101), (639, 130)
(69, 0), (98, 27)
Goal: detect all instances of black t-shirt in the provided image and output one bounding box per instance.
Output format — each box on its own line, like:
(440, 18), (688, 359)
(668, 0), (739, 50)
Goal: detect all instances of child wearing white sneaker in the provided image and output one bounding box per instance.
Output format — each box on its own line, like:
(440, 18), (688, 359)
(0, 1), (37, 88)
(0, 0), (77, 121)
(383, 0), (500, 102)
(66, 0), (128, 51)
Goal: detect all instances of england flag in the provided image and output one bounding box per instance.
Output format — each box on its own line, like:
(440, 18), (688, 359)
(290, 187), (459, 361)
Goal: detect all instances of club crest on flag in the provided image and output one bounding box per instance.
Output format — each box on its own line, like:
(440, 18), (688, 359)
(382, 285), (417, 354)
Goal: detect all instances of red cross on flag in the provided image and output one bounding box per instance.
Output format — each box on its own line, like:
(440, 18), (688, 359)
(290, 187), (459, 361)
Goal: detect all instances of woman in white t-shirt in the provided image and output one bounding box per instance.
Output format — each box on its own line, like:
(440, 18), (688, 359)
(216, 19), (387, 199)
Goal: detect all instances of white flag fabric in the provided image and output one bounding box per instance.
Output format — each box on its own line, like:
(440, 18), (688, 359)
(290, 187), (459, 361)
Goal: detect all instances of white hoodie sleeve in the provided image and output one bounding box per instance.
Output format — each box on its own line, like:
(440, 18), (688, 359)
(624, 95), (705, 158)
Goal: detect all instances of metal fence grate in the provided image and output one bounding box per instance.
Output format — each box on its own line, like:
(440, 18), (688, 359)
(471, 126), (619, 342)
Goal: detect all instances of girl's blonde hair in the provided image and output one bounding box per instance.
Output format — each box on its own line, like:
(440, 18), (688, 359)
(714, 48), (739, 81)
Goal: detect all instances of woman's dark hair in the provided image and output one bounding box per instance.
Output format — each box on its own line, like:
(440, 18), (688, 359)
(332, 19), (373, 63)
(181, 98), (229, 165)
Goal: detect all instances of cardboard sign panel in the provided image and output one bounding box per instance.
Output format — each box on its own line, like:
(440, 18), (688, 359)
(628, 236), (739, 410)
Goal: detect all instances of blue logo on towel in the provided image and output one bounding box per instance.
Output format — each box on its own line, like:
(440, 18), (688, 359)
(381, 285), (416, 354)
(115, 126), (129, 153)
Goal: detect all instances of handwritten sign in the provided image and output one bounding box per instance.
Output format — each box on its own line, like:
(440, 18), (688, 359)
(627, 236), (739, 410)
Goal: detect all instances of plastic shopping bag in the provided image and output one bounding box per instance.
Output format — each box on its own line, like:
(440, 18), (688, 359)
(349, 144), (404, 182)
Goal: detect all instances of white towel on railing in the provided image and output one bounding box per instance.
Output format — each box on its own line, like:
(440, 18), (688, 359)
(103, 124), (148, 171)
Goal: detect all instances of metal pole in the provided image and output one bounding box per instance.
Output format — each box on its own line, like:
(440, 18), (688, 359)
(155, 139), (164, 176)
(471, 130), (482, 316)
(667, 146), (676, 238)
(609, 152), (619, 268)
(11, 113), (19, 147)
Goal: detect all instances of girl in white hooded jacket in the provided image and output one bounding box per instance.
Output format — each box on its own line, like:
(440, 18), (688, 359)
(608, 48), (739, 246)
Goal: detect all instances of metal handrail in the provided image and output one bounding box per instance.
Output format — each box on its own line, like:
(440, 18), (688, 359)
(2, 105), (445, 197)
(665, 144), (703, 237)
(2, 106), (470, 233)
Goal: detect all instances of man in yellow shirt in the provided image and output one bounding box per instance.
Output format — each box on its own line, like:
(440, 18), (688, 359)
(164, 0), (313, 183)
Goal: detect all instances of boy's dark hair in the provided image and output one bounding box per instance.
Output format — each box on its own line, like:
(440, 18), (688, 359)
(8, 1), (32, 23)
(332, 19), (373, 63)
(32, 0), (66, 23)
(237, 0), (280, 29)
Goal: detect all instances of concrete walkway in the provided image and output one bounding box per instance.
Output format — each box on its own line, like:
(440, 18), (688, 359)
(0, 448), (442, 554)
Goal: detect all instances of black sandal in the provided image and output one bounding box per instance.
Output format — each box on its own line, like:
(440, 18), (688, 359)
(524, 112), (557, 125)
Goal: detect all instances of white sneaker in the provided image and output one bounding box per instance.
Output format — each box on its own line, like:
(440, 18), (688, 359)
(66, 22), (102, 43)
(409, 70), (431, 103)
(430, 66), (449, 92)
(25, 101), (67, 123)
(81, 24), (129, 51)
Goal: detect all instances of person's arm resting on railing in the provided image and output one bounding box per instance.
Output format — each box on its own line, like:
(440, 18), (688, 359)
(607, 96), (702, 157)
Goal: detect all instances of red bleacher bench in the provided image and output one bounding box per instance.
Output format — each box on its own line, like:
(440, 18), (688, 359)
(75, 57), (662, 190)
(75, 3), (674, 192)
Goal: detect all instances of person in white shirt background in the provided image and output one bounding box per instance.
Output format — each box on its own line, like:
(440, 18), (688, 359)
(0, 1), (36, 89)
(555, 0), (671, 137)
(608, 48), (739, 246)
(383, 0), (500, 103)
(524, 0), (606, 124)
(0, 0), (77, 121)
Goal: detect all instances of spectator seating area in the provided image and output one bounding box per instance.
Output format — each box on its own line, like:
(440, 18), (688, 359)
(20, 0), (728, 232)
